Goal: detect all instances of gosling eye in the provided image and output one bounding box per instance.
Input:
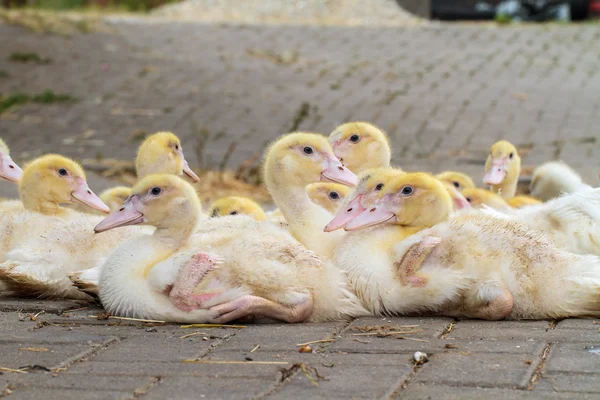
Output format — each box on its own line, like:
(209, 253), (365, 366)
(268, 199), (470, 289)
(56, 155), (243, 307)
(175, 144), (179, 151)
(150, 187), (161, 196)
(509, 152), (514, 159)
(349, 134), (360, 143)
(230, 211), (238, 215)
(466, 197), (472, 203)
(453, 181), (460, 189)
(58, 168), (68, 176)
(375, 183), (384, 191)
(401, 186), (414, 196)
(328, 191), (340, 200)
(303, 146), (314, 155)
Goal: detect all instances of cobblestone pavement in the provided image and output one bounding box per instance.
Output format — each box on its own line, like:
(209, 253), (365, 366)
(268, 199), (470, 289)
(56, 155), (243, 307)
(1, 17), (600, 399)
(1, 20), (599, 200)
(0, 297), (599, 399)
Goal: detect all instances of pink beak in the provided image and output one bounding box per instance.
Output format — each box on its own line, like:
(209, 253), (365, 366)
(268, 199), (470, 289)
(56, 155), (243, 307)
(95, 195), (144, 233)
(71, 178), (111, 213)
(344, 200), (397, 231)
(452, 192), (472, 211)
(181, 151), (200, 182)
(483, 159), (507, 185)
(0, 152), (23, 183)
(321, 155), (357, 187)
(324, 194), (366, 232)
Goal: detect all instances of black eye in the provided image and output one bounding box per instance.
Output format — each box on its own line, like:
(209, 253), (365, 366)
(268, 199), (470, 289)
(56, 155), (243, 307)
(230, 211), (238, 215)
(303, 147), (313, 155)
(175, 144), (179, 150)
(349, 134), (360, 143)
(453, 181), (460, 189)
(401, 186), (413, 195)
(509, 152), (514, 159)
(58, 168), (67, 176)
(375, 183), (384, 191)
(151, 187), (161, 196)
(466, 197), (472, 203)
(328, 192), (340, 200)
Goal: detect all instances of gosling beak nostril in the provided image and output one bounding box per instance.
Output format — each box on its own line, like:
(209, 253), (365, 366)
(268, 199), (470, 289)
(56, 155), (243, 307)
(370, 208), (376, 212)
(87, 190), (92, 195)
(338, 166), (344, 171)
(9, 165), (14, 169)
(347, 208), (353, 212)
(119, 208), (125, 212)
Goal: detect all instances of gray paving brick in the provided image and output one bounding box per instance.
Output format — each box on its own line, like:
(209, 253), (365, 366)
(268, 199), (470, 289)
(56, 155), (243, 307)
(546, 343), (600, 375)
(414, 350), (544, 389)
(398, 383), (599, 399)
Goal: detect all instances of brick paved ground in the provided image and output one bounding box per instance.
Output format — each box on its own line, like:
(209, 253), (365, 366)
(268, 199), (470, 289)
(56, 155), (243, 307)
(1, 16), (600, 399)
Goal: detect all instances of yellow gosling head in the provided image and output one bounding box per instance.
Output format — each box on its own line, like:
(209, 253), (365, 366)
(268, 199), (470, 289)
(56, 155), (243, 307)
(435, 171), (476, 191)
(506, 195), (542, 209)
(345, 172), (452, 231)
(484, 140), (521, 196)
(306, 182), (350, 214)
(99, 186), (132, 212)
(135, 131), (199, 182)
(95, 174), (201, 233)
(0, 138), (23, 183)
(324, 167), (405, 232)
(19, 155), (110, 215)
(264, 132), (357, 191)
(328, 122), (391, 174)
(208, 196), (266, 221)
(439, 180), (472, 211)
(461, 188), (510, 210)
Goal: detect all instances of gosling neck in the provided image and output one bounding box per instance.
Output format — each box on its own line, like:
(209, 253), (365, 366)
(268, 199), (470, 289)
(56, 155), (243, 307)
(19, 186), (67, 216)
(268, 173), (345, 259)
(152, 200), (201, 250)
(491, 179), (517, 199)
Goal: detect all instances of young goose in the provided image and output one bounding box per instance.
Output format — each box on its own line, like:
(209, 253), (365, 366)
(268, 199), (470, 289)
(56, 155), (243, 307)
(208, 196), (266, 221)
(461, 188), (512, 211)
(100, 186), (132, 211)
(306, 182), (350, 214)
(96, 174), (367, 323)
(483, 140), (540, 205)
(0, 155), (139, 299)
(328, 122), (391, 174)
(435, 171), (475, 192)
(0, 139), (23, 183)
(324, 167), (405, 232)
(73, 186), (132, 215)
(346, 173), (600, 320)
(68, 132), (202, 296)
(530, 161), (593, 201)
(136, 131), (200, 182)
(264, 133), (357, 259)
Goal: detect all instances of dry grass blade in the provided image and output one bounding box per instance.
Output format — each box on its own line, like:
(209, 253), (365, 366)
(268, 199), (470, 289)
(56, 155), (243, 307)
(180, 324), (246, 329)
(396, 337), (430, 343)
(182, 360), (288, 365)
(250, 345), (260, 353)
(179, 331), (208, 339)
(88, 315), (166, 324)
(296, 339), (335, 346)
(279, 363), (329, 387)
(19, 347), (50, 352)
(0, 367), (27, 374)
(351, 330), (423, 337)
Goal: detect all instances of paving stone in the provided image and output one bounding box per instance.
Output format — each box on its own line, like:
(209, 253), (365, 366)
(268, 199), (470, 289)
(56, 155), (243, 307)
(546, 343), (600, 375)
(216, 322), (341, 352)
(535, 374), (600, 393)
(414, 350), (544, 389)
(398, 383), (600, 399)
(0, 296), (90, 315)
(143, 376), (274, 400)
(6, 387), (132, 400)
